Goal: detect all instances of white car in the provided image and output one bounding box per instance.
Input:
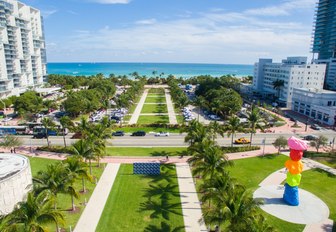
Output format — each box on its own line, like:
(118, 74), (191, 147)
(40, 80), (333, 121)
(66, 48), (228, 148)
(155, 132), (170, 137)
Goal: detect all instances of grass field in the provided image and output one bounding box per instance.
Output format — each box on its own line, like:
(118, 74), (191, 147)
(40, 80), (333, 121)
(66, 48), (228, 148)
(96, 164), (185, 232)
(146, 94), (165, 98)
(141, 104), (168, 113)
(105, 147), (186, 156)
(176, 115), (184, 124)
(148, 88), (165, 94)
(145, 97), (166, 103)
(28, 157), (104, 232)
(137, 115), (169, 124)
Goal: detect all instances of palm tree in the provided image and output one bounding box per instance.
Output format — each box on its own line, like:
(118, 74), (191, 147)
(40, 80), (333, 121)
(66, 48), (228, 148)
(63, 156), (92, 210)
(72, 139), (95, 175)
(225, 116), (245, 147)
(59, 116), (73, 148)
(183, 120), (211, 146)
(33, 162), (68, 209)
(9, 191), (64, 232)
(272, 79), (284, 99)
(208, 121), (224, 142)
(193, 96), (207, 122)
(247, 106), (264, 146)
(76, 116), (90, 139)
(0, 134), (23, 152)
(41, 117), (56, 147)
(189, 144), (232, 180)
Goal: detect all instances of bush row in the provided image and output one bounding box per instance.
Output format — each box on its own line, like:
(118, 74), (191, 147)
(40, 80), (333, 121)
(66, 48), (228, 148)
(36, 145), (75, 154)
(221, 146), (260, 153)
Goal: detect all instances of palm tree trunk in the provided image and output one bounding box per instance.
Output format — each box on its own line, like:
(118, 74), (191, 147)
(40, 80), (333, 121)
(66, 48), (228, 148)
(89, 159), (92, 175)
(231, 134), (234, 147)
(250, 132), (253, 147)
(46, 135), (50, 147)
(82, 177), (86, 192)
(71, 194), (75, 211)
(63, 128), (67, 148)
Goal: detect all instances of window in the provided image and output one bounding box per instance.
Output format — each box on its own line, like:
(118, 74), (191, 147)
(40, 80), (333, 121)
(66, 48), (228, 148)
(311, 110), (316, 118)
(328, 101), (332, 106)
(305, 109), (310, 116)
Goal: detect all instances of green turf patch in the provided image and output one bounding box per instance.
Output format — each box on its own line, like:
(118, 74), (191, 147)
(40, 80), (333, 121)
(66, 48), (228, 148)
(137, 115), (169, 124)
(105, 147), (186, 156)
(141, 104), (168, 113)
(300, 168), (336, 221)
(146, 94), (165, 98)
(148, 88), (165, 94)
(145, 97), (166, 103)
(96, 164), (185, 232)
(28, 156), (104, 231)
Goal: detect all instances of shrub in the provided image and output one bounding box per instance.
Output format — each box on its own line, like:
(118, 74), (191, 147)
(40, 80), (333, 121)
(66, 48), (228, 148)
(36, 145), (75, 154)
(221, 146), (260, 153)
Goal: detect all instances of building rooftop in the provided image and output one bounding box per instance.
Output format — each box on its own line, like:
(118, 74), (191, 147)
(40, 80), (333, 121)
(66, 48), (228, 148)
(0, 154), (29, 182)
(296, 88), (336, 94)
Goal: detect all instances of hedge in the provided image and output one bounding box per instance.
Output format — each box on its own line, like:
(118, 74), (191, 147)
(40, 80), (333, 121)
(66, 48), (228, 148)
(221, 146), (260, 153)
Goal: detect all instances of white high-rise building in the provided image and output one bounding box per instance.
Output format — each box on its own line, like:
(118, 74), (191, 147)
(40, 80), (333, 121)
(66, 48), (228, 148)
(252, 57), (326, 107)
(0, 0), (47, 98)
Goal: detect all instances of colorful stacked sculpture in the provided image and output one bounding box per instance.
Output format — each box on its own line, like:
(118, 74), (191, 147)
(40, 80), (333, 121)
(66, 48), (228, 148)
(283, 136), (308, 206)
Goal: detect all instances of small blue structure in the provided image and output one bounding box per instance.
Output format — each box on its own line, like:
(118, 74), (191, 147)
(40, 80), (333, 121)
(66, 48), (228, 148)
(133, 162), (160, 175)
(283, 183), (299, 206)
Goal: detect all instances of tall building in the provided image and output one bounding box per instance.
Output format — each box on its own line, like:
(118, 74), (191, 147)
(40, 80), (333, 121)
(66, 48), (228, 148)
(0, 0), (47, 98)
(252, 57), (326, 107)
(312, 0), (336, 90)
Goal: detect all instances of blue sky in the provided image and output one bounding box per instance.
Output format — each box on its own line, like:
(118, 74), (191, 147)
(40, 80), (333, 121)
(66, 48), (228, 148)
(22, 0), (317, 64)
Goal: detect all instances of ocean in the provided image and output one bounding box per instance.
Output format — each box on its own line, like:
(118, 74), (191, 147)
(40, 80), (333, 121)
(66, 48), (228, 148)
(47, 62), (253, 78)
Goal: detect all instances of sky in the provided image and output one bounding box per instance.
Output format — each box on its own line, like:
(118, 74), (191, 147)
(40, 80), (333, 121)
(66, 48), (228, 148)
(21, 0), (318, 64)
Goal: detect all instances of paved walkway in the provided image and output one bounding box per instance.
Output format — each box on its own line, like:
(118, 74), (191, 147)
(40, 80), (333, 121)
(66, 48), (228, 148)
(129, 89), (148, 124)
(165, 88), (178, 124)
(74, 163), (120, 232)
(176, 163), (207, 232)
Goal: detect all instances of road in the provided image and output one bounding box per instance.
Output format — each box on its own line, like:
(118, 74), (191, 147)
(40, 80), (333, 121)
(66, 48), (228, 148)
(20, 130), (336, 147)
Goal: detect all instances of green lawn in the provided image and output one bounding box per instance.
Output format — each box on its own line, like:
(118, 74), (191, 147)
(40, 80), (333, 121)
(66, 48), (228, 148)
(28, 156), (104, 232)
(137, 115), (169, 124)
(145, 97), (166, 103)
(300, 169), (336, 221)
(111, 126), (182, 133)
(148, 88), (165, 94)
(304, 151), (336, 168)
(96, 164), (185, 232)
(141, 104), (168, 113)
(176, 115), (184, 124)
(146, 94), (165, 98)
(105, 147), (186, 156)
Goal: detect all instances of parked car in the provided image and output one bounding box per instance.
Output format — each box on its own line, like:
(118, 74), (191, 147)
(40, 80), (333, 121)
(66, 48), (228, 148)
(131, 131), (146, 136)
(112, 131), (125, 136)
(311, 124), (321, 130)
(303, 135), (318, 140)
(234, 137), (251, 144)
(155, 132), (169, 137)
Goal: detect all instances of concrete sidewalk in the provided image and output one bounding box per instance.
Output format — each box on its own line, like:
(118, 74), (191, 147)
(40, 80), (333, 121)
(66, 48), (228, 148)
(74, 163), (120, 232)
(176, 163), (207, 232)
(165, 88), (178, 124)
(129, 89), (148, 124)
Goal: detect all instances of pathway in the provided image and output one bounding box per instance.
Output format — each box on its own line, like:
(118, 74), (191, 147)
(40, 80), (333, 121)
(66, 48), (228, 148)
(74, 163), (120, 232)
(165, 88), (178, 124)
(129, 89), (148, 124)
(175, 163), (207, 232)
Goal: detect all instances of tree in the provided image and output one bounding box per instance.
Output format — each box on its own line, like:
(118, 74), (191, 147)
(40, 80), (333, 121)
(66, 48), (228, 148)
(63, 156), (91, 210)
(310, 135), (328, 153)
(12, 91), (43, 116)
(41, 117), (56, 147)
(208, 121), (224, 142)
(247, 106), (265, 146)
(188, 141), (232, 180)
(8, 191), (64, 232)
(0, 134), (23, 151)
(272, 79), (284, 99)
(193, 96), (207, 122)
(60, 116), (74, 148)
(71, 139), (95, 175)
(273, 136), (287, 155)
(183, 120), (211, 146)
(225, 116), (245, 147)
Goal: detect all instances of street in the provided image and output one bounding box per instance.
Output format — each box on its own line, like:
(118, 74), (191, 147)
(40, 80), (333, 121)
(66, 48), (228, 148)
(20, 130), (336, 147)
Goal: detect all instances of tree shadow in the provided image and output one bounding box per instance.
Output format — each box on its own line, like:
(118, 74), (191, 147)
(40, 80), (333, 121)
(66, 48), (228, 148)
(257, 154), (277, 159)
(144, 221), (185, 232)
(150, 151), (172, 157)
(139, 198), (182, 221)
(142, 183), (180, 200)
(311, 168), (336, 178)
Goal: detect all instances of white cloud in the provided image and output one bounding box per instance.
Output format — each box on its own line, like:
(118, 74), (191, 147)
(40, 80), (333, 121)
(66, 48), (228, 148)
(48, 1), (315, 63)
(135, 18), (157, 25)
(41, 9), (58, 18)
(88, 0), (130, 4)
